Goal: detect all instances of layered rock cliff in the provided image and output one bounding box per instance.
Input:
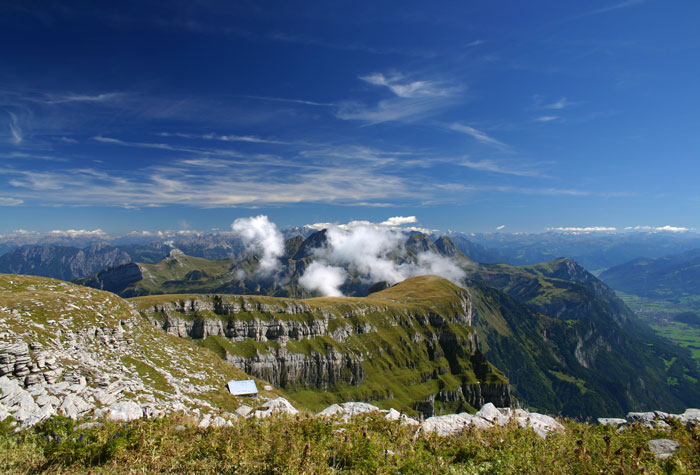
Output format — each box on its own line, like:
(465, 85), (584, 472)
(134, 275), (511, 415)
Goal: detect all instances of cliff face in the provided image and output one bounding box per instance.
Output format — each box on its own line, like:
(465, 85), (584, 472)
(134, 276), (511, 415)
(0, 243), (132, 281)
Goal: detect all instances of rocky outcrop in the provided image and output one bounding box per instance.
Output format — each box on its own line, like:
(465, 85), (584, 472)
(138, 286), (508, 412)
(133, 278), (513, 414)
(225, 348), (365, 389)
(420, 402), (565, 439)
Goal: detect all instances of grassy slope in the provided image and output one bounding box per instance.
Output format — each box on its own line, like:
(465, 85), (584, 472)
(2, 413), (699, 473)
(132, 276), (509, 414)
(0, 274), (285, 414)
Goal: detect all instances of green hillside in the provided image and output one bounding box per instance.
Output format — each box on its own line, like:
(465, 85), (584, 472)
(132, 276), (511, 415)
(470, 258), (700, 417)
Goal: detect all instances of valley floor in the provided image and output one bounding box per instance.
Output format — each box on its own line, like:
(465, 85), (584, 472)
(1, 413), (698, 474)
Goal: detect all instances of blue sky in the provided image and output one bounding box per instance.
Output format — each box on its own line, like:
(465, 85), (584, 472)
(1, 0), (699, 234)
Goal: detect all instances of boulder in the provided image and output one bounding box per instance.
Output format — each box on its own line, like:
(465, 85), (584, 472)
(597, 418), (627, 428)
(385, 408), (419, 426)
(476, 402), (509, 426)
(423, 413), (489, 436)
(22, 404), (55, 427)
(515, 411), (565, 439)
(678, 408), (700, 425)
(59, 394), (93, 420)
(235, 405), (253, 418)
(103, 401), (143, 422)
(647, 439), (680, 459)
(198, 414), (212, 429)
(317, 402), (380, 420)
(253, 397), (299, 418)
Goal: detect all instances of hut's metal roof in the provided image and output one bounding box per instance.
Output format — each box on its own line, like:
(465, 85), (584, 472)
(226, 379), (258, 396)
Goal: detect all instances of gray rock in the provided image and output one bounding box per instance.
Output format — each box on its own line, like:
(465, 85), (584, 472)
(0, 402), (9, 421)
(476, 402), (509, 426)
(385, 408), (420, 426)
(24, 374), (45, 387)
(647, 439), (680, 459)
(598, 418), (627, 428)
(317, 402), (380, 420)
(253, 397), (299, 418)
(103, 401), (143, 422)
(0, 376), (40, 422)
(626, 412), (657, 427)
(59, 394), (94, 420)
(235, 405), (253, 418)
(422, 413), (489, 436)
(198, 414), (212, 428)
(678, 408), (700, 425)
(35, 393), (60, 409)
(515, 411), (565, 439)
(212, 416), (230, 427)
(22, 404), (55, 427)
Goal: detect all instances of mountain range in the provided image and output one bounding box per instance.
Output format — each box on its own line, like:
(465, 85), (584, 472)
(600, 248), (700, 302)
(64, 231), (700, 417)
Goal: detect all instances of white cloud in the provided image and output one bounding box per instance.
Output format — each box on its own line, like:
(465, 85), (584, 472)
(337, 72), (460, 125)
(299, 261), (348, 297)
(360, 73), (453, 98)
(549, 227), (617, 232)
(231, 215), (284, 275)
(47, 229), (108, 238)
(297, 222), (465, 296)
(45, 92), (124, 104)
(624, 225), (690, 233)
(586, 0), (647, 15)
(0, 197), (23, 206)
(457, 158), (541, 177)
(159, 132), (289, 145)
(535, 116), (559, 122)
(380, 216), (417, 226)
(543, 97), (579, 110)
(449, 123), (507, 148)
(496, 225), (506, 230)
(7, 112), (22, 144)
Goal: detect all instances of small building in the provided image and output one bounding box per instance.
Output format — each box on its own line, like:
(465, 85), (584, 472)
(226, 379), (258, 396)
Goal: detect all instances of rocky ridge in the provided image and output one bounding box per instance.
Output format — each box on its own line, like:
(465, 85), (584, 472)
(134, 276), (512, 415)
(0, 274), (283, 429)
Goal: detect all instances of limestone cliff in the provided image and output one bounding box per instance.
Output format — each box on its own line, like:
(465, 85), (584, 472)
(134, 275), (512, 415)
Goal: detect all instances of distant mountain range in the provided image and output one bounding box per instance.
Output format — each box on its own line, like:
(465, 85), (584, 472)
(600, 248), (700, 301)
(2, 228), (700, 274)
(69, 232), (700, 417)
(462, 232), (700, 271)
(0, 243), (131, 281)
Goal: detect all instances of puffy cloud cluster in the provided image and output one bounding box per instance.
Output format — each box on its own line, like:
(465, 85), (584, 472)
(231, 215), (284, 275)
(298, 262), (348, 297)
(298, 217), (465, 297)
(306, 216), (433, 234)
